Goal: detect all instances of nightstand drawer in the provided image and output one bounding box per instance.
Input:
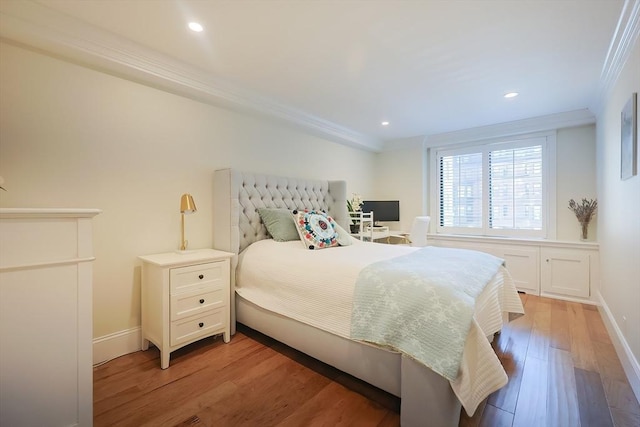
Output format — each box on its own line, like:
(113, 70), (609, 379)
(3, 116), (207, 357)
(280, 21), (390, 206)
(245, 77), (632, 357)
(170, 309), (225, 346)
(170, 262), (224, 294)
(170, 286), (225, 320)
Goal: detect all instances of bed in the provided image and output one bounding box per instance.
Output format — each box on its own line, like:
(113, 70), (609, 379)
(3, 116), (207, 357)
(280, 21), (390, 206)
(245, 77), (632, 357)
(212, 168), (524, 427)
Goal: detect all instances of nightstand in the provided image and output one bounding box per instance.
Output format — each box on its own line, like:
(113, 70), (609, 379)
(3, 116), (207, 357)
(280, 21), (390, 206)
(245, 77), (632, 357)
(139, 249), (234, 369)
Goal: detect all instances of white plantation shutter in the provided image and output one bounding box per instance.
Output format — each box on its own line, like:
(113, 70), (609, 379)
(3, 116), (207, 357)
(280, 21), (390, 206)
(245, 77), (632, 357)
(436, 136), (550, 238)
(489, 145), (543, 230)
(439, 152), (482, 228)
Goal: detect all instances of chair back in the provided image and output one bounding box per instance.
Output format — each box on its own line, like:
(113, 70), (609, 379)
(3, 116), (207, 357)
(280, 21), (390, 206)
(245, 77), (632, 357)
(409, 216), (430, 247)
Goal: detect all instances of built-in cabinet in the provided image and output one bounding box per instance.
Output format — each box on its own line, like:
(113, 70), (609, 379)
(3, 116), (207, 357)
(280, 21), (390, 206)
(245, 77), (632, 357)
(429, 235), (599, 302)
(0, 208), (100, 427)
(540, 247), (592, 298)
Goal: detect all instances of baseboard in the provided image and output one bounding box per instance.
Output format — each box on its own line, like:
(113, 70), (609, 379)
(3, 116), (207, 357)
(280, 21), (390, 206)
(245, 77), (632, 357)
(539, 291), (598, 305)
(596, 291), (640, 403)
(93, 327), (141, 365)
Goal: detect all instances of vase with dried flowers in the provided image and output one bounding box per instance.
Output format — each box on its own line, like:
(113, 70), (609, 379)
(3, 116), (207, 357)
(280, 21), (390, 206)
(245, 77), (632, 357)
(568, 198), (597, 241)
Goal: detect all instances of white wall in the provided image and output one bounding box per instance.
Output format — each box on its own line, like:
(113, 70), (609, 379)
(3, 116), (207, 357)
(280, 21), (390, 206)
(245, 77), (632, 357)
(596, 39), (640, 389)
(556, 125), (598, 241)
(0, 41), (376, 340)
(373, 137), (426, 231)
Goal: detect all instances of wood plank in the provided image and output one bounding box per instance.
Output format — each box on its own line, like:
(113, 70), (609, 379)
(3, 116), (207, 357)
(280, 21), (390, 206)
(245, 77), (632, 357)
(93, 345), (159, 382)
(610, 407), (640, 427)
(489, 350), (527, 414)
(593, 341), (628, 383)
(583, 305), (612, 344)
(199, 348), (355, 427)
(160, 353), (297, 427)
(478, 404), (513, 427)
(334, 372), (400, 413)
(488, 295), (534, 413)
(95, 345), (278, 426)
(567, 302), (599, 371)
(276, 382), (391, 427)
(93, 334), (245, 399)
(601, 376), (640, 416)
(574, 367), (614, 427)
(512, 356), (548, 427)
(526, 298), (551, 361)
(549, 298), (571, 351)
(172, 415), (209, 426)
(94, 334), (260, 417)
(494, 292), (535, 360)
(547, 348), (581, 427)
(139, 381), (237, 427)
(375, 411), (401, 427)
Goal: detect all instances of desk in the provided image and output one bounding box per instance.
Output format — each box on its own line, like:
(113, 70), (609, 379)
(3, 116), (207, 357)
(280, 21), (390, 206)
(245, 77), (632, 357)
(364, 226), (389, 241)
(356, 227), (409, 244)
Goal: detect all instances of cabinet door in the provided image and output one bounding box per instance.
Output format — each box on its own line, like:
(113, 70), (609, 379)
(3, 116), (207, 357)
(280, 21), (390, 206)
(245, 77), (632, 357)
(433, 240), (539, 294)
(500, 246), (540, 295)
(541, 248), (590, 298)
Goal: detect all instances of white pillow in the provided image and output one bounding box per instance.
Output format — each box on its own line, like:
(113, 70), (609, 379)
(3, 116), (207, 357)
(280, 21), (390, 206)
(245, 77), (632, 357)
(333, 222), (354, 246)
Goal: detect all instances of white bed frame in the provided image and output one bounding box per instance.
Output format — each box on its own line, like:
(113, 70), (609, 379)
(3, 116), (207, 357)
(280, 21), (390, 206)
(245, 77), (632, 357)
(212, 168), (461, 427)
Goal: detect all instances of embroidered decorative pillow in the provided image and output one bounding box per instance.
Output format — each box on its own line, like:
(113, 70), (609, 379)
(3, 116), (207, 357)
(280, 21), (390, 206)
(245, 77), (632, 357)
(292, 209), (339, 250)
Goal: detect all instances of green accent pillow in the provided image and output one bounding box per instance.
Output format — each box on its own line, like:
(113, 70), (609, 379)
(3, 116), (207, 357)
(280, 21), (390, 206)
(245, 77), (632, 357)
(257, 208), (300, 242)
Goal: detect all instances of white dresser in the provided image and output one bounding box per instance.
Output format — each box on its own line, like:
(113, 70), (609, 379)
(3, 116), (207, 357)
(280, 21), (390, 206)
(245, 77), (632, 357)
(0, 208), (100, 427)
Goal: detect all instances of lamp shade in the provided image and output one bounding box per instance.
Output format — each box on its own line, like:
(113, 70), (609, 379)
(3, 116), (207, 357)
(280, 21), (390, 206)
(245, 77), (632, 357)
(180, 193), (197, 214)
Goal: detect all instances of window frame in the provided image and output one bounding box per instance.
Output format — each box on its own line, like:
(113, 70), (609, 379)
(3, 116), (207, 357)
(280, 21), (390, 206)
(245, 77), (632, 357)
(430, 132), (556, 239)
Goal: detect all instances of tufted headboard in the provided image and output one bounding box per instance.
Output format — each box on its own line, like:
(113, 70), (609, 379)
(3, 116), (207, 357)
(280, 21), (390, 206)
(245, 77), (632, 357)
(212, 169), (348, 333)
(213, 168), (348, 255)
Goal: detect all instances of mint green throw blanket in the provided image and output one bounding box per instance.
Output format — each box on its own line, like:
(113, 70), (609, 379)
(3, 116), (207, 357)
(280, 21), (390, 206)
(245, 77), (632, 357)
(350, 247), (504, 381)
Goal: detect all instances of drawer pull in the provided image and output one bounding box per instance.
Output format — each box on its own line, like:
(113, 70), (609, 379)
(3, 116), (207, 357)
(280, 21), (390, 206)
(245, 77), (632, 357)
(199, 299), (205, 304)
(198, 322), (204, 328)
(198, 274), (204, 280)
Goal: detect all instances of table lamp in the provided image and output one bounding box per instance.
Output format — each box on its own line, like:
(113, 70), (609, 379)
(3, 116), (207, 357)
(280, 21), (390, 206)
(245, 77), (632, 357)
(179, 193), (197, 252)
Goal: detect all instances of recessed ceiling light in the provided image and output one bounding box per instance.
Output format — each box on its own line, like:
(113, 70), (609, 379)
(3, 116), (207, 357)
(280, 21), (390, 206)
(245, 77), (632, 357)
(188, 22), (204, 32)
(504, 92), (519, 98)
(381, 121), (390, 126)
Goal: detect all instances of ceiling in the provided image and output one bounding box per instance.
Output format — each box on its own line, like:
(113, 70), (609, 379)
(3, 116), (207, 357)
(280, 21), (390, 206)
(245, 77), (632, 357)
(0, 0), (633, 150)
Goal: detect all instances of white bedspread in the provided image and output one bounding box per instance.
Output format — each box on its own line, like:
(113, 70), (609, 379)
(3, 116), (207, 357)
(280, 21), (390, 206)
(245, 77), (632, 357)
(235, 239), (524, 415)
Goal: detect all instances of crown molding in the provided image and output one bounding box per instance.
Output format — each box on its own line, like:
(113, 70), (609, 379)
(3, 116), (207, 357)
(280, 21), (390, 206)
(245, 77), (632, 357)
(417, 109), (595, 148)
(380, 135), (427, 152)
(0, 0), (382, 152)
(595, 0), (640, 113)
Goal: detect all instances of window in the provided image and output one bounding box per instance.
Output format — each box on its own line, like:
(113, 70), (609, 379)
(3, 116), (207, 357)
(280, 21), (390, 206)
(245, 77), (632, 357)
(435, 135), (554, 238)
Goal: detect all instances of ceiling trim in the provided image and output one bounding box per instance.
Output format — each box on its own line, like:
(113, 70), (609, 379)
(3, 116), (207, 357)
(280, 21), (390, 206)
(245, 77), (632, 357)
(0, 0), (383, 152)
(596, 0), (640, 113)
(421, 109), (596, 148)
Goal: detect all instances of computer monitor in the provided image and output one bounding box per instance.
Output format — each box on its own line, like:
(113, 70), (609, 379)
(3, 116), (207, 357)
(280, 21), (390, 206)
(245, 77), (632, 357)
(361, 200), (400, 223)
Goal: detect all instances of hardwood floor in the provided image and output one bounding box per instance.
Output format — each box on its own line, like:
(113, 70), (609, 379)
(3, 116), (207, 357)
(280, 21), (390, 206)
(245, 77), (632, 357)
(94, 294), (640, 426)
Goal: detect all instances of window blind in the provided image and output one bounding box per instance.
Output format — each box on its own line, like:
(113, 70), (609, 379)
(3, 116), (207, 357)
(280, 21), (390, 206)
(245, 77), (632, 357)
(489, 145), (543, 230)
(439, 152), (482, 227)
(436, 135), (550, 238)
